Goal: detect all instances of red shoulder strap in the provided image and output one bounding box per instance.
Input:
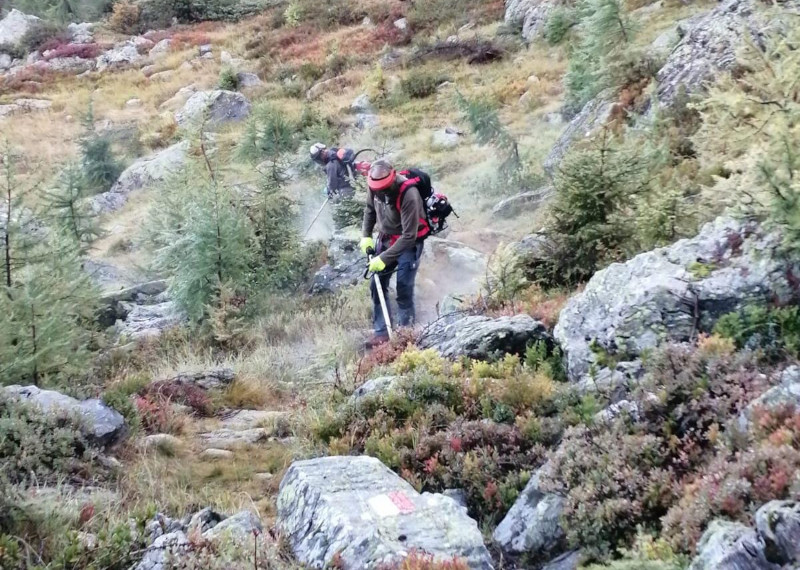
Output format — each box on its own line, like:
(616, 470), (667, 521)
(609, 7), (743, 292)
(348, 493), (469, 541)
(396, 177), (421, 210)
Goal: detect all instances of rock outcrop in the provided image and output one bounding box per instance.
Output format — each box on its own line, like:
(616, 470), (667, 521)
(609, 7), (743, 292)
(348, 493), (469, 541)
(1, 385), (125, 447)
(135, 509), (262, 570)
(277, 455), (493, 569)
(738, 366), (800, 432)
(420, 314), (551, 360)
(0, 9), (40, 49)
(175, 90), (251, 128)
(492, 187), (552, 219)
(654, 0), (800, 109)
(310, 232), (363, 295)
(755, 501), (800, 565)
(554, 217), (799, 382)
(99, 279), (183, 340)
(493, 464), (565, 556)
(543, 89), (615, 176)
(161, 367), (236, 391)
(689, 520), (778, 570)
(505, 0), (568, 42)
(96, 40), (144, 71)
(91, 141), (189, 213)
(541, 551), (581, 570)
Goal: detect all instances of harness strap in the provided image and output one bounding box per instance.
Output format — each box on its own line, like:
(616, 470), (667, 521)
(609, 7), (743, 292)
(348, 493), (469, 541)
(387, 177), (430, 245)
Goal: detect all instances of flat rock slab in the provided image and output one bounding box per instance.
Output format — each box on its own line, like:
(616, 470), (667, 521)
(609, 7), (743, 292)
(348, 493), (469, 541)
(175, 90), (251, 128)
(277, 455), (493, 569)
(1, 385), (125, 447)
(419, 314), (551, 360)
(220, 409), (286, 431)
(198, 428), (267, 449)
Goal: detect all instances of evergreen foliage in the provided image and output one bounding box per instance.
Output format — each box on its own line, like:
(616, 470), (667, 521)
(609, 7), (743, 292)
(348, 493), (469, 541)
(237, 104), (297, 163)
(79, 103), (122, 194)
(149, 151), (254, 322)
(10, 0), (110, 23)
(41, 163), (102, 251)
(693, 25), (800, 250)
(563, 0), (636, 114)
(535, 127), (660, 286)
(455, 91), (523, 184)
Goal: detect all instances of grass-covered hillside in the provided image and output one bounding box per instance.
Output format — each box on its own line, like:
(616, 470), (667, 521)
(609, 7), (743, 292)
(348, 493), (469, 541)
(1, 0), (800, 568)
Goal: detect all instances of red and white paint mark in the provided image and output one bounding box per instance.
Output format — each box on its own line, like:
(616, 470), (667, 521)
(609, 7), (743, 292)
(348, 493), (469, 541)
(368, 492), (416, 517)
(388, 491), (415, 514)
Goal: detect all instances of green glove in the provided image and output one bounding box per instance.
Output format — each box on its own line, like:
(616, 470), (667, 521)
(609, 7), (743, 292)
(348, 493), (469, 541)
(368, 256), (386, 273)
(360, 237), (375, 254)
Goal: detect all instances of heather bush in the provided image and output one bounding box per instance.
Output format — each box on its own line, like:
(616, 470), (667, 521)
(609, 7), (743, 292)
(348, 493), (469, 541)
(109, 0), (141, 34)
(401, 72), (446, 99)
(0, 394), (102, 485)
(310, 349), (559, 525)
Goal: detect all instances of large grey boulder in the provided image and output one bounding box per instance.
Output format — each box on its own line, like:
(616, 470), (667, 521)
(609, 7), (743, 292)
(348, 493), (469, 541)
(277, 456), (493, 569)
(175, 90), (251, 128)
(505, 0), (568, 42)
(310, 232), (363, 295)
(135, 531), (190, 570)
(162, 367), (235, 391)
(0, 9), (40, 48)
(492, 186), (552, 218)
(67, 22), (93, 44)
(755, 501), (800, 565)
(738, 367), (800, 432)
(91, 141), (188, 214)
(351, 376), (403, 402)
(543, 89), (616, 176)
(554, 217), (799, 382)
(654, 0), (800, 109)
(96, 41), (144, 71)
(493, 464), (564, 556)
(419, 314), (550, 360)
(689, 520), (778, 570)
(116, 294), (183, 339)
(1, 385), (125, 447)
(542, 551), (581, 570)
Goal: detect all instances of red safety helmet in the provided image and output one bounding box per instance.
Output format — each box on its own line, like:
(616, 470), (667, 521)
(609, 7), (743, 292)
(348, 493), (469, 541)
(367, 159), (396, 192)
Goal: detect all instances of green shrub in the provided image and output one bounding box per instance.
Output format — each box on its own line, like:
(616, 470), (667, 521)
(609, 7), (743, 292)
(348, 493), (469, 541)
(713, 305), (800, 362)
(218, 66), (240, 91)
(545, 6), (577, 44)
(138, 0), (266, 28)
(237, 104), (297, 162)
(19, 20), (67, 53)
(332, 196), (366, 230)
(108, 0), (142, 34)
(401, 72), (444, 99)
(0, 394), (102, 485)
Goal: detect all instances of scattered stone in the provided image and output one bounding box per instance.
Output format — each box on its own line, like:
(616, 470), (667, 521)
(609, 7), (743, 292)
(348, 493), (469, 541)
(203, 510), (262, 543)
(380, 49), (403, 70)
(543, 88), (616, 176)
(738, 366), (800, 432)
(755, 501), (800, 565)
(198, 428), (268, 450)
(148, 69), (175, 81)
(0, 53), (12, 70)
(689, 520), (777, 570)
(135, 531), (190, 570)
(255, 472), (274, 481)
(149, 38), (172, 58)
(116, 296), (183, 339)
(91, 140), (188, 213)
(351, 93), (372, 113)
(163, 367), (235, 391)
(0, 9), (40, 48)
(277, 456), (493, 569)
(77, 531), (98, 550)
(132, 36), (155, 51)
(142, 433), (181, 451)
(518, 91), (534, 108)
(355, 113), (379, 130)
(1, 385), (125, 447)
(236, 72), (261, 87)
(188, 507), (224, 533)
(431, 128), (461, 150)
(351, 376), (403, 402)
(492, 187), (552, 218)
(199, 43), (212, 56)
(542, 551), (581, 570)
(362, 16), (373, 27)
(200, 448), (234, 460)
(493, 464), (564, 556)
(175, 90), (251, 128)
(393, 17), (408, 31)
(126, 98), (142, 108)
(554, 217), (799, 382)
(420, 314), (551, 361)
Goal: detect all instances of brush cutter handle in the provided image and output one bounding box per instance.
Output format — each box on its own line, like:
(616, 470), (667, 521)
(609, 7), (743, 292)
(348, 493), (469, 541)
(363, 247), (377, 279)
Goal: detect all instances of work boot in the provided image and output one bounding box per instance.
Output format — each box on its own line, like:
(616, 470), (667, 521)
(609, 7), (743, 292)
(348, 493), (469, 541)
(364, 333), (390, 350)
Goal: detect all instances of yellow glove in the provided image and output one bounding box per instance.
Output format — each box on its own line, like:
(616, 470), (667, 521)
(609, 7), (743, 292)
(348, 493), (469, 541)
(368, 256), (386, 273)
(359, 237), (375, 254)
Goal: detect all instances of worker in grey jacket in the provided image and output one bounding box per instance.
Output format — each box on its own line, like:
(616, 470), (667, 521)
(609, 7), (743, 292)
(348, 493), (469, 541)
(309, 143), (355, 201)
(360, 159), (430, 348)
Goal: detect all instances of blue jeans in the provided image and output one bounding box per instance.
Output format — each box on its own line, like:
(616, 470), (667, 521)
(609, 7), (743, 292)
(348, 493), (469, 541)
(371, 241), (424, 336)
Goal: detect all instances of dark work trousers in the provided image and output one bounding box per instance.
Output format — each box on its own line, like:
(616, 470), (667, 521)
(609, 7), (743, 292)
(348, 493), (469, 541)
(371, 240), (424, 336)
